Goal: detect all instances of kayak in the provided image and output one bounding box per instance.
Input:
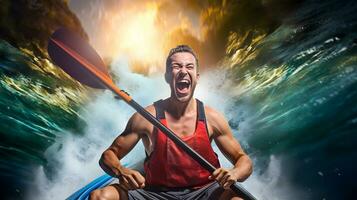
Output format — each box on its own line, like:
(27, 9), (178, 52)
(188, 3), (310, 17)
(67, 162), (143, 200)
(66, 174), (114, 200)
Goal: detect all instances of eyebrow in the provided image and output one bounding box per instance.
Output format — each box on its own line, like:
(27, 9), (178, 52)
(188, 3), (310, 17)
(171, 62), (195, 66)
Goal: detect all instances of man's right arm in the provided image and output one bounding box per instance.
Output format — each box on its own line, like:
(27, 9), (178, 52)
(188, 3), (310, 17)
(99, 112), (150, 189)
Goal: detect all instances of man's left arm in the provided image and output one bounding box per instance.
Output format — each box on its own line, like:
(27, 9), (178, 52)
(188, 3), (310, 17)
(207, 108), (253, 189)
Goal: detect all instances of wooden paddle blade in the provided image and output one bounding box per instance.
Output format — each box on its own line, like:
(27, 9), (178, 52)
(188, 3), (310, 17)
(48, 28), (110, 89)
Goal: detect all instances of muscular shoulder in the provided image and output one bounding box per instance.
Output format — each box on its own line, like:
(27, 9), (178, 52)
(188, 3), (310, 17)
(204, 106), (230, 137)
(127, 104), (156, 136)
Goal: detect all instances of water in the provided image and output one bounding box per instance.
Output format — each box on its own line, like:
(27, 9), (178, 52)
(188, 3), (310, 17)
(1, 0), (357, 199)
(0, 40), (88, 198)
(225, 0), (357, 199)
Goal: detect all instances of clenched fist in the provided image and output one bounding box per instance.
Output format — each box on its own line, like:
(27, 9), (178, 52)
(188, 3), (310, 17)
(209, 168), (240, 189)
(117, 168), (145, 190)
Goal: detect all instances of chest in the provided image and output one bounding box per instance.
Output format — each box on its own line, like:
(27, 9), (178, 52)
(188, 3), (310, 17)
(165, 113), (197, 137)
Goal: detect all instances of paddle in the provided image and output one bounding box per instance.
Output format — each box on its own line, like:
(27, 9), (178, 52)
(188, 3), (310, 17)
(48, 28), (257, 200)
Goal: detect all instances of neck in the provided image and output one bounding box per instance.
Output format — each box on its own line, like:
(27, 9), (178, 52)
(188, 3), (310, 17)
(166, 97), (196, 119)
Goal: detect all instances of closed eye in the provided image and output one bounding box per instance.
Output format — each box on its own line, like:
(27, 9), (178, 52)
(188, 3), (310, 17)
(186, 65), (194, 70)
(172, 64), (181, 69)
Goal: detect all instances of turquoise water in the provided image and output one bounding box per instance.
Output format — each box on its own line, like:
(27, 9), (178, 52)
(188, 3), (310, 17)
(0, 41), (88, 198)
(227, 0), (357, 199)
(0, 0), (356, 199)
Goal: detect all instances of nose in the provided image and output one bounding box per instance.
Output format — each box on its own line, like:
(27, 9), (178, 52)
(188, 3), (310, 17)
(178, 69), (188, 79)
(178, 66), (188, 74)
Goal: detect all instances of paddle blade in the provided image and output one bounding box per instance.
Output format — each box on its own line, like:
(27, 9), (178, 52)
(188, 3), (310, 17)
(48, 28), (110, 89)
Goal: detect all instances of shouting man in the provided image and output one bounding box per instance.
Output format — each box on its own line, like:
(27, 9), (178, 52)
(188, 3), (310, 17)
(90, 45), (253, 200)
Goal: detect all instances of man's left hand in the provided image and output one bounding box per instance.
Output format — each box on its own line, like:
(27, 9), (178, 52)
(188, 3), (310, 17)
(209, 168), (240, 189)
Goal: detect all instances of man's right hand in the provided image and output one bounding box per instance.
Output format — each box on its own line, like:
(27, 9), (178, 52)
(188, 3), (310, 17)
(117, 167), (146, 190)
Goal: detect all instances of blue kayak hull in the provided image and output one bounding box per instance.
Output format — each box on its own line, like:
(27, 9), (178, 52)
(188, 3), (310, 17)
(66, 174), (114, 200)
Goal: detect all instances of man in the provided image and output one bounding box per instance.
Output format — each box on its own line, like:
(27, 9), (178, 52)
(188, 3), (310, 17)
(90, 45), (253, 200)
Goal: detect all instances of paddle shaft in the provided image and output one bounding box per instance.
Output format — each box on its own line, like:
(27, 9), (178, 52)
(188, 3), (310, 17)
(50, 37), (257, 200)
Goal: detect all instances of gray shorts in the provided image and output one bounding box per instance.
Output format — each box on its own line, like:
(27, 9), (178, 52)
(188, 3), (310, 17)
(128, 182), (224, 200)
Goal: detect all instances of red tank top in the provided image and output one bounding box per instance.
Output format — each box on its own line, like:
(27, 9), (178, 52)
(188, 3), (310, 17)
(144, 99), (220, 188)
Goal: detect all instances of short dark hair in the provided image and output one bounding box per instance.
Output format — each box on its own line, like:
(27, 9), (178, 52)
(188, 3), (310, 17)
(165, 45), (199, 72)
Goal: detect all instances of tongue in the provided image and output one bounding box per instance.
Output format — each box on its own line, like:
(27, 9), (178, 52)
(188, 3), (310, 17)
(177, 83), (189, 94)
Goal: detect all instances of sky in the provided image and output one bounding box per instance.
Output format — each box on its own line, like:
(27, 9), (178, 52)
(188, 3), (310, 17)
(68, 0), (299, 75)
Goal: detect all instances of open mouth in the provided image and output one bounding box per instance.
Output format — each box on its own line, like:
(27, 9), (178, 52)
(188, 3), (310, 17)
(176, 79), (191, 96)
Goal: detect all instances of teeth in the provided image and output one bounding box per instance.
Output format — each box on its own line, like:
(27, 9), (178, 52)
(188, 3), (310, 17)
(178, 80), (189, 83)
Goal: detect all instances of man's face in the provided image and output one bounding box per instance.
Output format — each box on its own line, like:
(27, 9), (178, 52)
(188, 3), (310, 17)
(166, 52), (199, 102)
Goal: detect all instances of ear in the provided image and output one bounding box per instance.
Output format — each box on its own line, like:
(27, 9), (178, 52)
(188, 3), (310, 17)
(197, 72), (200, 81)
(165, 72), (171, 84)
